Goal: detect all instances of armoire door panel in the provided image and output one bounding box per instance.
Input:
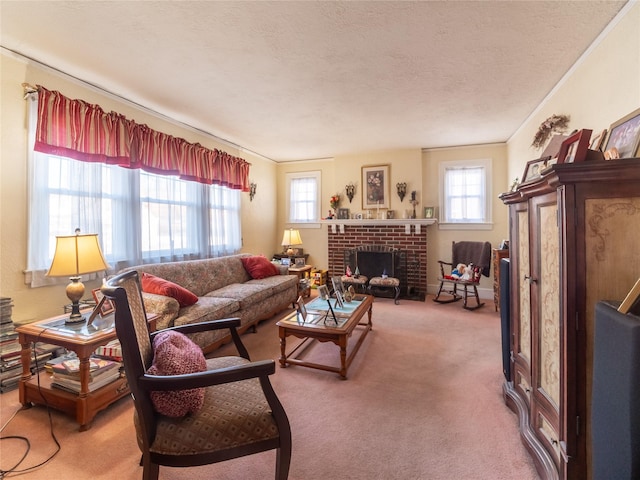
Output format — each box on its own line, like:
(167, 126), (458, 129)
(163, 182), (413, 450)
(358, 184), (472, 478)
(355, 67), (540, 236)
(517, 208), (531, 363)
(536, 202), (560, 409)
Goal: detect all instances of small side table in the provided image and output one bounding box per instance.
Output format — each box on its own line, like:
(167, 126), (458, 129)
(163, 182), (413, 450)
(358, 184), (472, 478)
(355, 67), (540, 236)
(288, 265), (313, 298)
(16, 309), (157, 431)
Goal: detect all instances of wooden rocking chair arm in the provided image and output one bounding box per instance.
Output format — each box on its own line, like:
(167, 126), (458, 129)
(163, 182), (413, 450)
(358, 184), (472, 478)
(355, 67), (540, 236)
(139, 359), (276, 391)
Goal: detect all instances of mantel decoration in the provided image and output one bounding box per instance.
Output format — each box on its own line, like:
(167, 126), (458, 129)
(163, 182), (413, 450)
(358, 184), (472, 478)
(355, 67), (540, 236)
(409, 191), (419, 219)
(249, 182), (257, 201)
(330, 194), (340, 211)
(345, 183), (356, 203)
(396, 182), (407, 202)
(531, 114), (571, 150)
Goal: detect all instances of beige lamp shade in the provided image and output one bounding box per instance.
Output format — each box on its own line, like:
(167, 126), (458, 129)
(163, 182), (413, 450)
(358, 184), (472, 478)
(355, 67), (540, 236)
(281, 229), (302, 255)
(47, 233), (109, 277)
(47, 231), (109, 323)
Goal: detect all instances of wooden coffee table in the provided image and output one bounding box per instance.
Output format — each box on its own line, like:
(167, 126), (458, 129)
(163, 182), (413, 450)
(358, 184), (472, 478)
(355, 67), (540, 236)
(276, 294), (373, 379)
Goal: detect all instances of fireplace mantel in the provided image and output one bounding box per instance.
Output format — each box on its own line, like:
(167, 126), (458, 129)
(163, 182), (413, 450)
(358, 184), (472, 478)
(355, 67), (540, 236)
(322, 219), (437, 226)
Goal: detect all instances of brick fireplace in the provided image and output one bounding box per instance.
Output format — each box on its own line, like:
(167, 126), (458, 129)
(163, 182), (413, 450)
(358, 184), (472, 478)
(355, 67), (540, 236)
(327, 222), (429, 300)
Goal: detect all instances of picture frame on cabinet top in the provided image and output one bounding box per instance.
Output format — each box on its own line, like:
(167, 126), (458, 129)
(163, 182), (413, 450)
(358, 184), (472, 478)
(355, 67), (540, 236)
(521, 156), (550, 184)
(603, 107), (640, 159)
(557, 129), (592, 164)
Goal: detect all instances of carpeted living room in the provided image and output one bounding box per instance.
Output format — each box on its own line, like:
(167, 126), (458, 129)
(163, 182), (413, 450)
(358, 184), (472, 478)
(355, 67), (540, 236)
(0, 294), (539, 479)
(1, 2), (640, 480)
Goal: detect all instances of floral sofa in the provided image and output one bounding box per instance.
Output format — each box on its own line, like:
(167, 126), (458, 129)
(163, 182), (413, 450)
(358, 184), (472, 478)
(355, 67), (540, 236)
(119, 254), (297, 353)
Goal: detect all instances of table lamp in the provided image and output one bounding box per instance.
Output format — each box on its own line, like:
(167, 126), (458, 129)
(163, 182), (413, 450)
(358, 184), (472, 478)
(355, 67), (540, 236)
(281, 228), (302, 256)
(47, 229), (109, 324)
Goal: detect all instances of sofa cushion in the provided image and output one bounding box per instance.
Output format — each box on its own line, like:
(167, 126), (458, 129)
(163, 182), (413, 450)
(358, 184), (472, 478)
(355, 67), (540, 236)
(241, 255), (279, 279)
(141, 272), (198, 307)
(206, 283), (275, 310)
(147, 330), (206, 417)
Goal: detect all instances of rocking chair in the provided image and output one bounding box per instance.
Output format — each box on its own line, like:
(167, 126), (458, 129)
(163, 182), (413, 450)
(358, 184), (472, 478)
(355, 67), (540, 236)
(434, 241), (491, 310)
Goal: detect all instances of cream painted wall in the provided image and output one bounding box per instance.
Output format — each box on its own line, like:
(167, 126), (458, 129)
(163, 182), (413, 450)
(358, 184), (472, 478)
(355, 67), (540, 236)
(0, 52), (277, 323)
(507, 2), (640, 180)
(276, 146), (504, 296)
(422, 143), (509, 295)
(275, 149), (422, 271)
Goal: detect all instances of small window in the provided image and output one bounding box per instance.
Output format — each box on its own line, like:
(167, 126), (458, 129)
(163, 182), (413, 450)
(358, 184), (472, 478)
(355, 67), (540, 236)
(286, 171), (321, 224)
(439, 159), (492, 229)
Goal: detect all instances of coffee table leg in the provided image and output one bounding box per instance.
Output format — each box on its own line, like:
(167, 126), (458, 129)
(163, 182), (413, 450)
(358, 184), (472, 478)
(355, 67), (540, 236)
(279, 331), (288, 368)
(339, 336), (348, 379)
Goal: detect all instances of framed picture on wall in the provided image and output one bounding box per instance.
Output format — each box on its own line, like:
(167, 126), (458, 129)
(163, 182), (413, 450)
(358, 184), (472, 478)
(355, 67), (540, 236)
(361, 164), (390, 209)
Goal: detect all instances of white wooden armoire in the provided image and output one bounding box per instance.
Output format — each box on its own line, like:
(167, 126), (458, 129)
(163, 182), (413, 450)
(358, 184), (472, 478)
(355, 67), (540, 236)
(500, 158), (640, 480)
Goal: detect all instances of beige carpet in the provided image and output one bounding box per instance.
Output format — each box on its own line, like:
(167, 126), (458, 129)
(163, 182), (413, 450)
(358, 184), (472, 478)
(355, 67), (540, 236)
(0, 294), (539, 479)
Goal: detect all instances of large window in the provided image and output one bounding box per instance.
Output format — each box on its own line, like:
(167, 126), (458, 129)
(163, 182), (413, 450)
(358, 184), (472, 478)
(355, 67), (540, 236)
(439, 158), (492, 229)
(26, 101), (241, 286)
(286, 171), (321, 224)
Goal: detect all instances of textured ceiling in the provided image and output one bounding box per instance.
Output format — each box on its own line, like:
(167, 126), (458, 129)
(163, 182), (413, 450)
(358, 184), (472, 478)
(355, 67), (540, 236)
(0, 1), (628, 161)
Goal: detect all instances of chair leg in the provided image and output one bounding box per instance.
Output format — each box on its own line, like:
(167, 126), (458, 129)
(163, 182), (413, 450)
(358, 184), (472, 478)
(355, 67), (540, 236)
(433, 281), (461, 304)
(142, 456), (159, 480)
(275, 444), (292, 480)
(394, 286), (400, 304)
(462, 285), (485, 311)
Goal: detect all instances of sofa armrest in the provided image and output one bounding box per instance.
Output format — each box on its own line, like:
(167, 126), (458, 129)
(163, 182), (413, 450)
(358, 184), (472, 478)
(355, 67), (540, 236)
(274, 263), (289, 275)
(141, 292), (180, 330)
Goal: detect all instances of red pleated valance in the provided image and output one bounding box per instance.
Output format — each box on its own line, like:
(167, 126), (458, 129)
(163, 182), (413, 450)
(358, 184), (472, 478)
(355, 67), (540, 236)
(34, 86), (250, 190)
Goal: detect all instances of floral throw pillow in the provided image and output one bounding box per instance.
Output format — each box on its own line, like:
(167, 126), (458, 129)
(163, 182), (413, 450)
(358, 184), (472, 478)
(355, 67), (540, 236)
(147, 330), (206, 417)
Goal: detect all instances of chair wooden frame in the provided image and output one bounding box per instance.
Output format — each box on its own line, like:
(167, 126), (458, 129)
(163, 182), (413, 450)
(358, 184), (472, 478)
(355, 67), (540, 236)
(433, 241), (491, 311)
(102, 270), (291, 480)
(434, 261), (484, 310)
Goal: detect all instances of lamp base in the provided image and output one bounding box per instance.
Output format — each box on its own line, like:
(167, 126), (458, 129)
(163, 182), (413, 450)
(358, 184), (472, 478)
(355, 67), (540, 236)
(65, 277), (87, 324)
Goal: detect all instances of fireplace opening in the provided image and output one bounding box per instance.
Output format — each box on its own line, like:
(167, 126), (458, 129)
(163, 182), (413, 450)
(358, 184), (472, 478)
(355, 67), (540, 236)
(344, 245), (407, 299)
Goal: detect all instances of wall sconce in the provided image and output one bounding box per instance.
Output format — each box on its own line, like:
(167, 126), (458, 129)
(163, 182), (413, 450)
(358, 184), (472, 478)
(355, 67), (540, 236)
(249, 182), (257, 201)
(345, 182), (356, 203)
(396, 182), (407, 202)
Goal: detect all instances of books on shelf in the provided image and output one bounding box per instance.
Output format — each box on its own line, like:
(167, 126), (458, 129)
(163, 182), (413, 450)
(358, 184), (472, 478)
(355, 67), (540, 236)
(52, 366), (122, 393)
(51, 357), (120, 379)
(94, 339), (123, 361)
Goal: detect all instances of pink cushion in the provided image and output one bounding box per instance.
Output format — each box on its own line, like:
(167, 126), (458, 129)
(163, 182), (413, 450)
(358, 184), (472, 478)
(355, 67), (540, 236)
(147, 330), (206, 417)
(241, 255), (279, 279)
(140, 272), (198, 307)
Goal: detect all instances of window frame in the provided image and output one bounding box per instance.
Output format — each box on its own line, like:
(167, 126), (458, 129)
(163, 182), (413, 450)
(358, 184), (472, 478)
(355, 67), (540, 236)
(438, 158), (493, 230)
(285, 170), (321, 228)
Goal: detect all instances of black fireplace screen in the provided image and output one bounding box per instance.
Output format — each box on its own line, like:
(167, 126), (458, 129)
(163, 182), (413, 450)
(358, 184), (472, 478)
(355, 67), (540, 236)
(344, 245), (407, 296)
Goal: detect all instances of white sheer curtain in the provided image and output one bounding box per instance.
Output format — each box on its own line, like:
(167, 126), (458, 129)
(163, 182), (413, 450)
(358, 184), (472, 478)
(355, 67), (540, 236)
(26, 96), (242, 287)
(289, 176), (318, 222)
(443, 166), (485, 222)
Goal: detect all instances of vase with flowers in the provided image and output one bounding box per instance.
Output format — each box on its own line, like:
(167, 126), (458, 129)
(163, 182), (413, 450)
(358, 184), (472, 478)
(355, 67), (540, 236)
(329, 194), (340, 216)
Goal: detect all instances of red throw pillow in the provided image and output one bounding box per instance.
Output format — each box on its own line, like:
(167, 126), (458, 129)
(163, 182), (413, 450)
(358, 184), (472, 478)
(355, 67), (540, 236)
(140, 272), (198, 307)
(147, 330), (206, 417)
(241, 255), (279, 279)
